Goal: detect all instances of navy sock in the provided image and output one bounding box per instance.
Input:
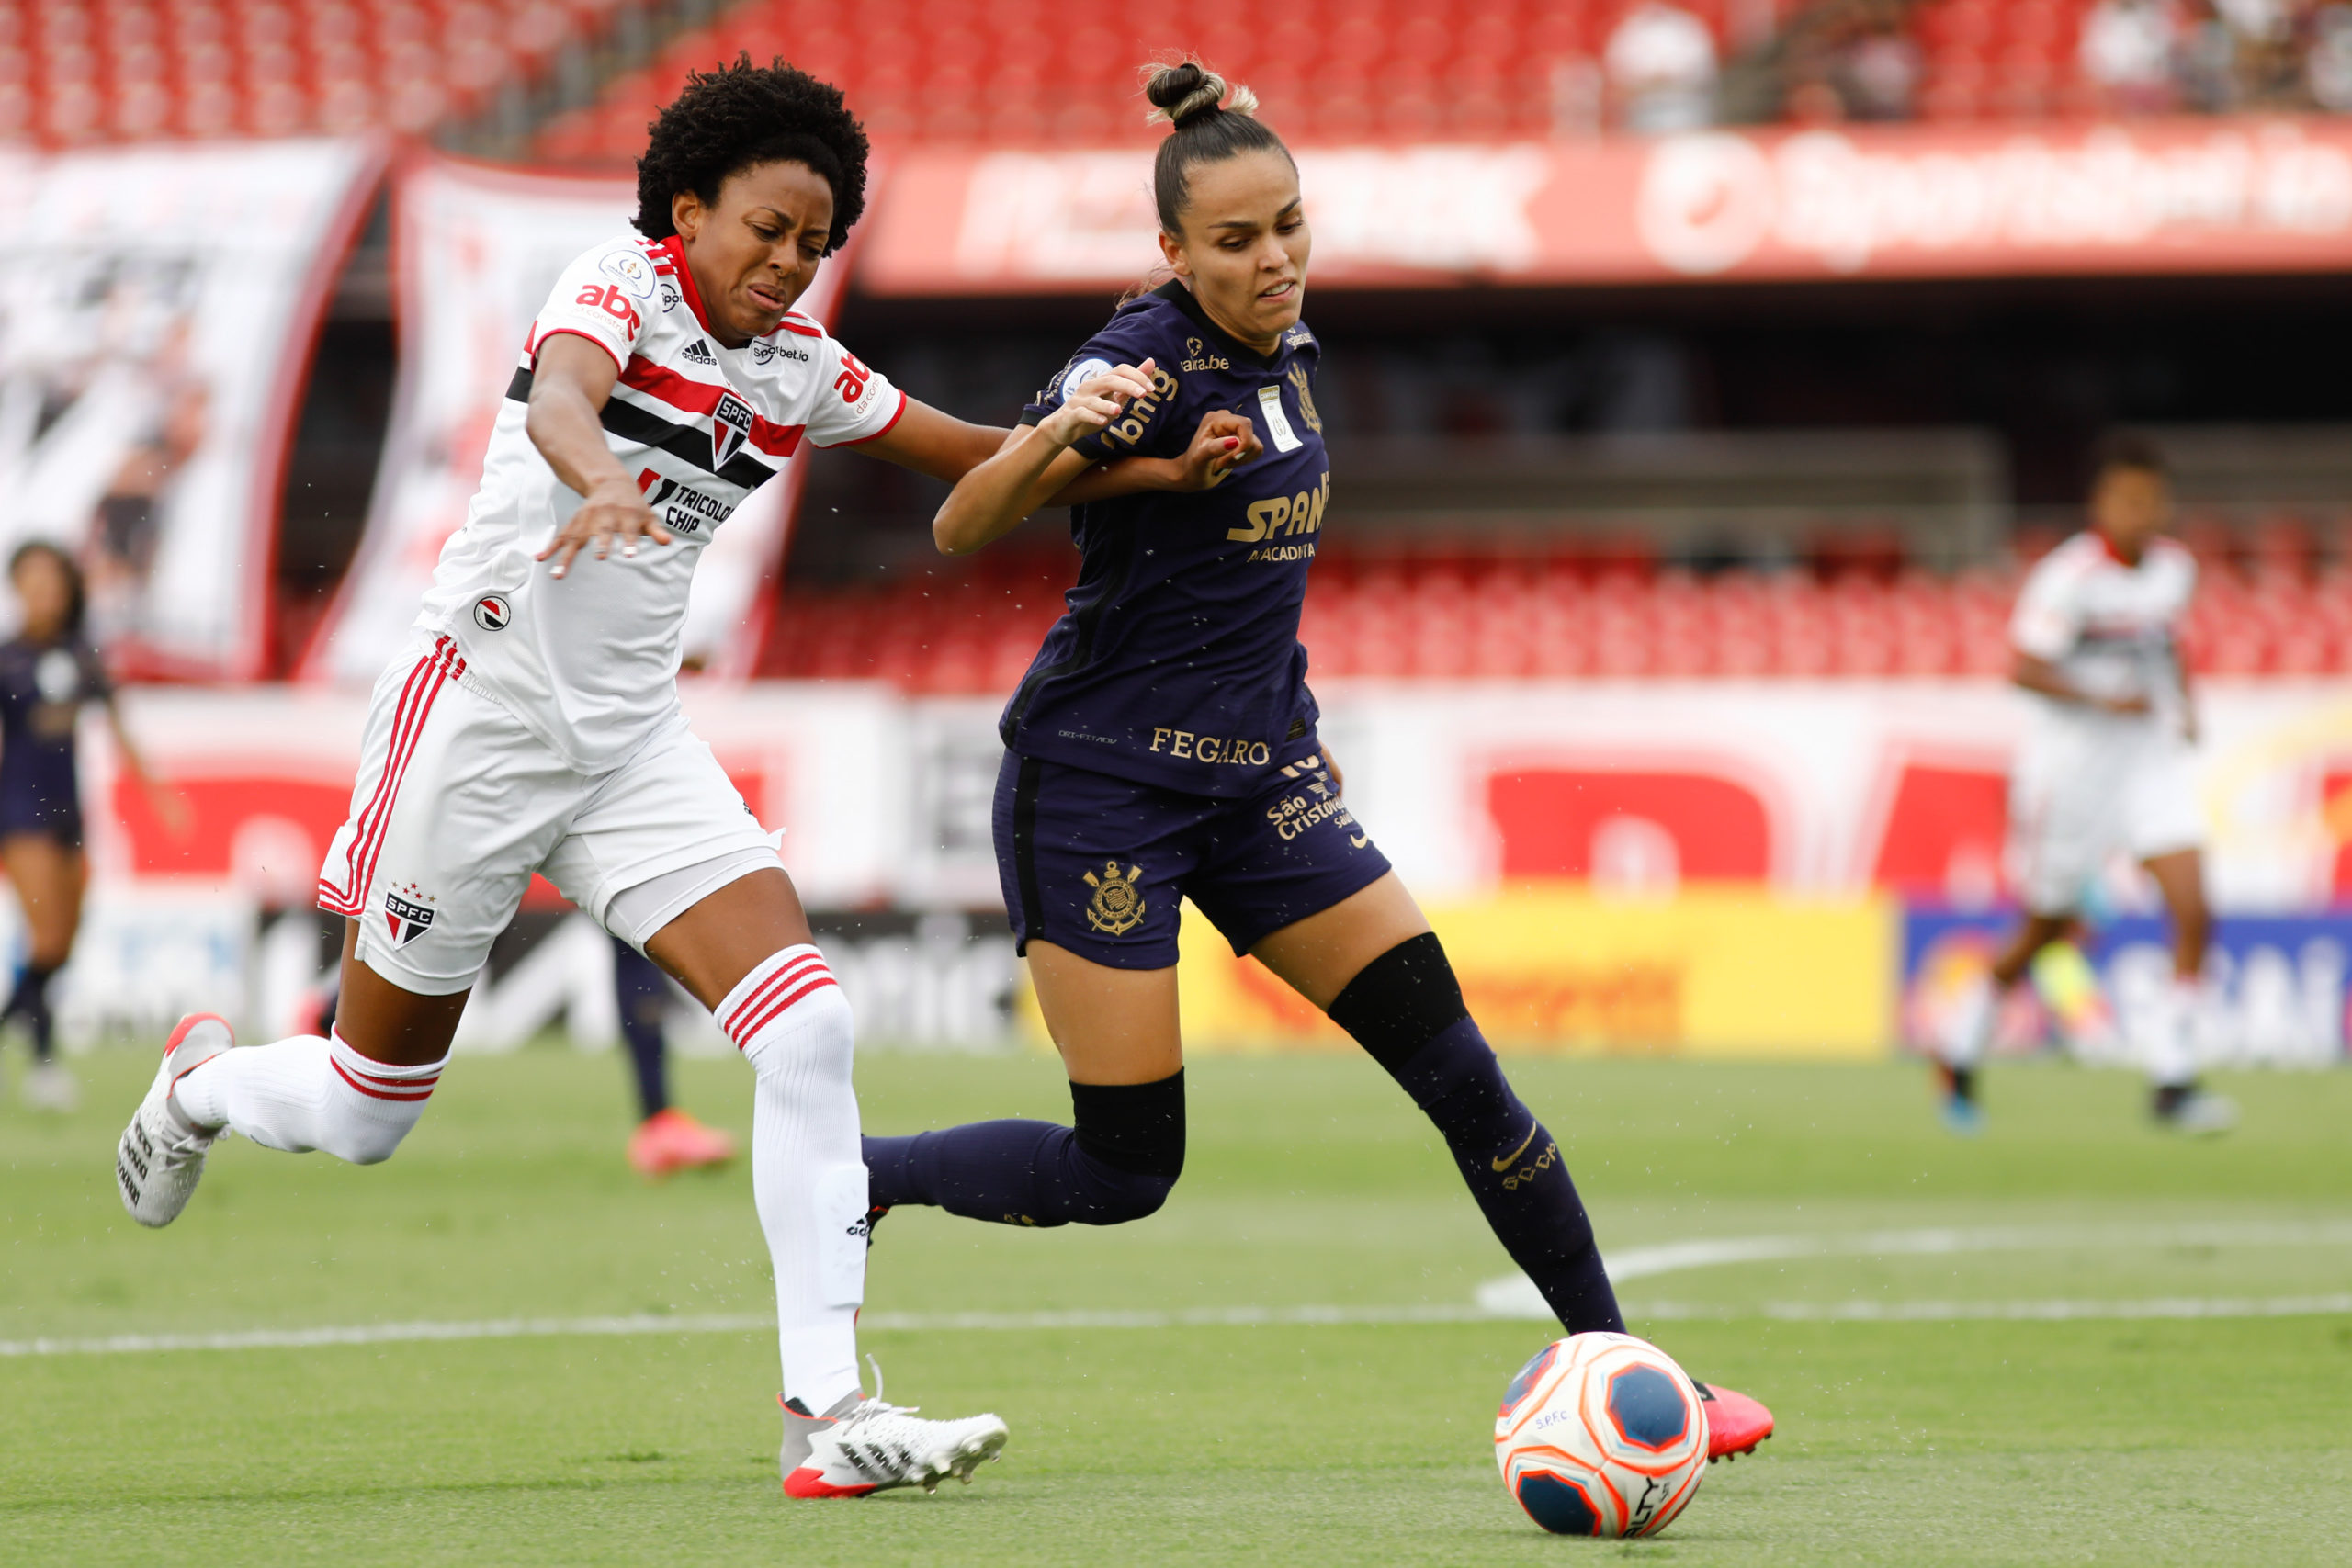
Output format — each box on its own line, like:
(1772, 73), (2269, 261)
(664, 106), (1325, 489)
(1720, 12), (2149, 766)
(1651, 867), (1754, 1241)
(1329, 935), (1624, 1336)
(864, 1071), (1183, 1227)
(6, 963), (58, 1064)
(612, 939), (669, 1119)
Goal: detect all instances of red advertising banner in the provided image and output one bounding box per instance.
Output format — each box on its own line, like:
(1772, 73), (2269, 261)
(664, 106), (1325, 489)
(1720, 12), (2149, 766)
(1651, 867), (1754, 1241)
(858, 118), (2352, 294)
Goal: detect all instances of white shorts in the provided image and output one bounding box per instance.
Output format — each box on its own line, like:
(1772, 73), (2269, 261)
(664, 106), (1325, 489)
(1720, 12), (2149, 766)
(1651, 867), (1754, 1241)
(2007, 719), (2205, 917)
(317, 635), (780, 995)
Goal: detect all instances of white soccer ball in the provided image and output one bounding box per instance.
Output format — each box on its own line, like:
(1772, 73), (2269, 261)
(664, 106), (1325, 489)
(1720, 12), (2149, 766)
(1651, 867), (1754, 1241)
(1493, 1331), (1709, 1538)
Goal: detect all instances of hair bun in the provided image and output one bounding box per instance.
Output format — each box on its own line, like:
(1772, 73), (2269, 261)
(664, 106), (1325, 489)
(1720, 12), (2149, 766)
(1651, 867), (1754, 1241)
(1141, 60), (1258, 129)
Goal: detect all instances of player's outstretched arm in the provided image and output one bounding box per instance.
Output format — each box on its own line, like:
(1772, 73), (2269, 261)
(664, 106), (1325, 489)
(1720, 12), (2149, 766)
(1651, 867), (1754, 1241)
(528, 333), (672, 580)
(930, 361), (1155, 554)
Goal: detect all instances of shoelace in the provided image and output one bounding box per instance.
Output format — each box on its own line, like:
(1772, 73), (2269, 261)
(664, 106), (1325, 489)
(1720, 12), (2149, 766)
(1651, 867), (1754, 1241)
(835, 1356), (923, 1430)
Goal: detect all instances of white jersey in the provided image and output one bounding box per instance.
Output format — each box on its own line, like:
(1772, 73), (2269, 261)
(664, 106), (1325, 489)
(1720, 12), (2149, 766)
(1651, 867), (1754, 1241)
(415, 232), (903, 771)
(2008, 531), (2196, 736)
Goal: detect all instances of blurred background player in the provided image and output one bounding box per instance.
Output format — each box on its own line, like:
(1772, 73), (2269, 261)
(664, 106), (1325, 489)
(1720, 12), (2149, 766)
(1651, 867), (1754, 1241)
(0, 542), (175, 1111)
(859, 61), (1773, 1461)
(1932, 436), (2234, 1134)
(612, 934), (737, 1175)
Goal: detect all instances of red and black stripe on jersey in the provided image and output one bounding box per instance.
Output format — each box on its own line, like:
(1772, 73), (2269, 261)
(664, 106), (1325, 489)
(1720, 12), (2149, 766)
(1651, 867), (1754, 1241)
(503, 363), (780, 492)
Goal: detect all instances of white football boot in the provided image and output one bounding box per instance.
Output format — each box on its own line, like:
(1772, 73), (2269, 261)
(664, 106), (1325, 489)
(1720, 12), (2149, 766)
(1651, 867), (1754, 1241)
(779, 1363), (1008, 1498)
(115, 1013), (236, 1228)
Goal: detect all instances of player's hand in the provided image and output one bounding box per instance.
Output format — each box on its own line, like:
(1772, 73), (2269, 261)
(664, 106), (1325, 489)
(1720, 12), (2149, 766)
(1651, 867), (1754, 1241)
(537, 474), (672, 579)
(1320, 744), (1345, 796)
(1038, 359), (1155, 450)
(1170, 410), (1261, 491)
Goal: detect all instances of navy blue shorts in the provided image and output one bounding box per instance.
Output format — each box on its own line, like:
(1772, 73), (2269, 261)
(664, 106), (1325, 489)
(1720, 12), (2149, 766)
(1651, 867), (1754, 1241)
(994, 750), (1394, 970)
(0, 784), (80, 849)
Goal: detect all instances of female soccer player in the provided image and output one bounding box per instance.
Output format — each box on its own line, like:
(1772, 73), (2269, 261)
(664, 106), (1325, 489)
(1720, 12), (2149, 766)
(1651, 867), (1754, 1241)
(861, 62), (1773, 1461)
(1929, 435), (2233, 1134)
(111, 59), (1237, 1500)
(0, 542), (175, 1111)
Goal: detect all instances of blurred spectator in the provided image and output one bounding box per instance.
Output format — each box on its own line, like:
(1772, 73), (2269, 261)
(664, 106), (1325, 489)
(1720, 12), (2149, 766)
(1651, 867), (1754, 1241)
(1724, 0), (1920, 123)
(2310, 3), (2352, 106)
(1605, 2), (1722, 131)
(2080, 0), (2187, 112)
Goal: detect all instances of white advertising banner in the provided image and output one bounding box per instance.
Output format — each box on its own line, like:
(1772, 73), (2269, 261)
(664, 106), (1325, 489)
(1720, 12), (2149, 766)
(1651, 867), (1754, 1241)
(79, 676), (2352, 913)
(306, 155), (847, 685)
(0, 139), (379, 677)
(45, 677), (2352, 1048)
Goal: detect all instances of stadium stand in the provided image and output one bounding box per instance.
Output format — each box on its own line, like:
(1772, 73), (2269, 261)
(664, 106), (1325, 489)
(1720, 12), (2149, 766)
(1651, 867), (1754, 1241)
(756, 510), (2352, 690)
(533, 0), (2352, 161)
(0, 0), (625, 143)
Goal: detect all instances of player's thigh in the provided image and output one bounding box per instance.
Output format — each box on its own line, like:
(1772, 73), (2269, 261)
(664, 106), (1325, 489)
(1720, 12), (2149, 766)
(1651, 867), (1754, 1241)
(1249, 873), (1431, 1010)
(333, 920), (472, 1066)
(991, 752), (1202, 1082)
(644, 869), (813, 1010)
(1027, 941), (1183, 1086)
(992, 750), (1203, 974)
(319, 651), (571, 1054)
(1185, 755), (1406, 1009)
(1, 832), (82, 958)
(2141, 847), (2208, 925)
(546, 713), (793, 1007)
(2126, 743), (2206, 881)
(2007, 743), (2111, 916)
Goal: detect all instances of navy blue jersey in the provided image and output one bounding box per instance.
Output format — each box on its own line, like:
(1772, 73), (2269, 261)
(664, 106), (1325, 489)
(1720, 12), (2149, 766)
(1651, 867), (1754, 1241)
(1004, 280), (1329, 798)
(0, 636), (107, 820)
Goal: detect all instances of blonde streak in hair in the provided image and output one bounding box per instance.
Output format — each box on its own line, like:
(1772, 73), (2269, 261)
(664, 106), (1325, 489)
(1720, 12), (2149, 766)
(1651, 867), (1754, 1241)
(1222, 83), (1261, 118)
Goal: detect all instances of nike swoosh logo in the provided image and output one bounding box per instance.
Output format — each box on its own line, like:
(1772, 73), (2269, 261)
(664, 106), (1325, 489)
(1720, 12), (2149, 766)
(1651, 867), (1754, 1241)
(1491, 1122), (1539, 1173)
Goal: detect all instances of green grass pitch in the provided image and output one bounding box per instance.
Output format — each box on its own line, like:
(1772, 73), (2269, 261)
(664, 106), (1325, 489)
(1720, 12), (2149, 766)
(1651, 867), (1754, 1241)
(4, 1043), (2349, 1565)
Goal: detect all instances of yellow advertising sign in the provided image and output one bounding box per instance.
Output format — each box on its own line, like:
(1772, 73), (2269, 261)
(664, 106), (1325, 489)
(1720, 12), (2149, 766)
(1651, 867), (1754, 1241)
(1156, 886), (1895, 1059)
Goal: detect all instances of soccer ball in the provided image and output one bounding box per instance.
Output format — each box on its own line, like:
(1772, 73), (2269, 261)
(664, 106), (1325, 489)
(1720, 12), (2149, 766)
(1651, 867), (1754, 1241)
(1493, 1331), (1709, 1538)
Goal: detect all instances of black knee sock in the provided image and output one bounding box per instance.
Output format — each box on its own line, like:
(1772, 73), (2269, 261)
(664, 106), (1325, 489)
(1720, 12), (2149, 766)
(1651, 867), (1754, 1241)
(612, 940), (669, 1119)
(864, 1071), (1184, 1227)
(6, 962), (58, 1064)
(1329, 933), (1624, 1336)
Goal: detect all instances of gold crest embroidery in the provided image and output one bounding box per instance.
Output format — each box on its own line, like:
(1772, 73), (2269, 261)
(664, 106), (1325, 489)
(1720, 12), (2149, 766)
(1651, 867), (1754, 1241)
(1286, 362), (1322, 434)
(1083, 861), (1148, 935)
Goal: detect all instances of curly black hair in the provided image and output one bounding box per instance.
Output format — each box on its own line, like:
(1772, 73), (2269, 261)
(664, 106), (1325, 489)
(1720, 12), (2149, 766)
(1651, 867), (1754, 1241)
(633, 55), (869, 254)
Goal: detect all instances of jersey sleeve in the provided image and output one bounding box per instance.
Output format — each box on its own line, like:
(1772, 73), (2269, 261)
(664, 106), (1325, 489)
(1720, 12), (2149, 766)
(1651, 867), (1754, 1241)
(1020, 312), (1187, 462)
(525, 240), (654, 371)
(802, 333), (906, 448)
(2008, 551), (2082, 661)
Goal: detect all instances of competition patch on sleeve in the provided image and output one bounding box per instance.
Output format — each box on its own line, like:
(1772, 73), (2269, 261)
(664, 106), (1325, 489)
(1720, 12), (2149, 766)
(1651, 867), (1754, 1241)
(1057, 357), (1114, 401)
(1256, 384), (1303, 452)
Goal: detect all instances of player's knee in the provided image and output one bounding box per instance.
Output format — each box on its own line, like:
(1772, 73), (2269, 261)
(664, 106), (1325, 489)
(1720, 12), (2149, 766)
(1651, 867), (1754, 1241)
(1069, 1071), (1184, 1224)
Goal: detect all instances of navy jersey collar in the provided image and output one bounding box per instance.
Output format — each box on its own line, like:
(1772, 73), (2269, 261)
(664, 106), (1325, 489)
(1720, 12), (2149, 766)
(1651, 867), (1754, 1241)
(1152, 278), (1283, 370)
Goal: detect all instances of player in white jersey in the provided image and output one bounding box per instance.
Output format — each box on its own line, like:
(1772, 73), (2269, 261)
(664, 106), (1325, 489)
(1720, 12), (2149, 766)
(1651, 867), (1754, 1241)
(1932, 437), (2234, 1134)
(109, 60), (1247, 1499)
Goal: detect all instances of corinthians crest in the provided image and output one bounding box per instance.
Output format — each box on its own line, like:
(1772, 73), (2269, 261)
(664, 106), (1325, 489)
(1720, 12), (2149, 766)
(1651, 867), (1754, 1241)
(1083, 861), (1147, 935)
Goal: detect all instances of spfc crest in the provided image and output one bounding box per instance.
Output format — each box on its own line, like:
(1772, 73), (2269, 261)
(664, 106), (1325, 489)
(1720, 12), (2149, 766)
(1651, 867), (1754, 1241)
(1082, 861), (1147, 935)
(383, 886), (436, 949)
(712, 391), (753, 468)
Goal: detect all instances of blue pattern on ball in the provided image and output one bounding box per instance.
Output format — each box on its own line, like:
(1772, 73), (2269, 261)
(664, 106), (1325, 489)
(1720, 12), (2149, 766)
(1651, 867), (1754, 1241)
(1517, 1471), (1601, 1535)
(1499, 1344), (1556, 1415)
(1607, 1365), (1690, 1449)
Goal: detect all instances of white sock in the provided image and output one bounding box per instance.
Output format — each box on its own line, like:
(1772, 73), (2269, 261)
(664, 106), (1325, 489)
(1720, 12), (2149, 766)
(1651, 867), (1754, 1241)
(172, 1031), (444, 1166)
(718, 944), (866, 1416)
(1942, 972), (1998, 1070)
(2143, 976), (2200, 1089)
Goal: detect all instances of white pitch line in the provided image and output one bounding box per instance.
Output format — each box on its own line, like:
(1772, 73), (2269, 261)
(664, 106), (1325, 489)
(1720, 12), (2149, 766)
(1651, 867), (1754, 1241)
(8, 1223), (2348, 1359)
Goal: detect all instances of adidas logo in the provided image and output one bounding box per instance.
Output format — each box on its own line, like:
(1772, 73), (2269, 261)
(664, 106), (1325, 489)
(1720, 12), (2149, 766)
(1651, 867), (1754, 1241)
(681, 340), (716, 365)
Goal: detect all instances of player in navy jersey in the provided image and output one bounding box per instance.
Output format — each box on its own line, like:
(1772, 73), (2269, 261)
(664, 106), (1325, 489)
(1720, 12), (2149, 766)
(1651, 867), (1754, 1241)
(0, 543), (175, 1111)
(860, 60), (1774, 1461)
